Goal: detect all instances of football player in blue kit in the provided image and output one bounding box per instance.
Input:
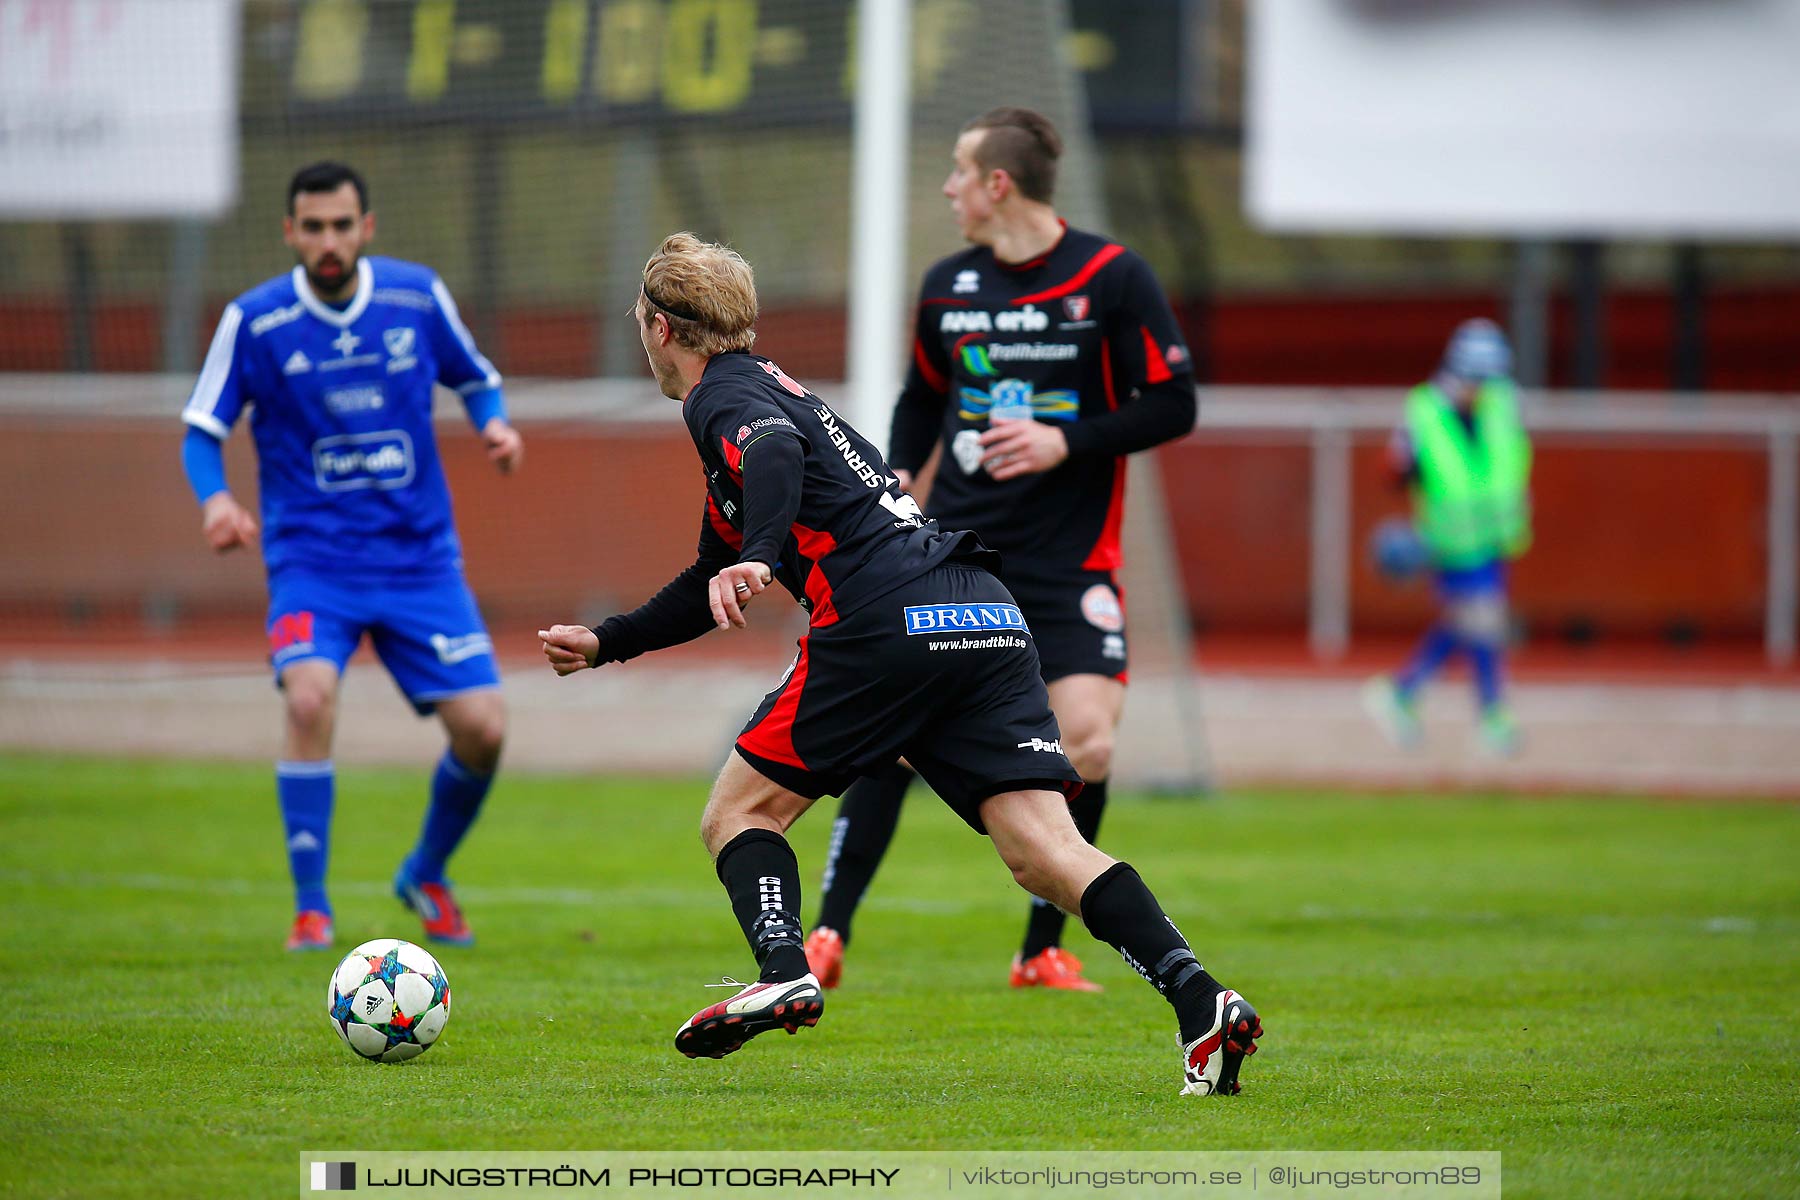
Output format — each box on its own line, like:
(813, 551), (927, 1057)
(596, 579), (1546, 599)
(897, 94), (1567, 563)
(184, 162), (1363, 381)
(180, 162), (522, 951)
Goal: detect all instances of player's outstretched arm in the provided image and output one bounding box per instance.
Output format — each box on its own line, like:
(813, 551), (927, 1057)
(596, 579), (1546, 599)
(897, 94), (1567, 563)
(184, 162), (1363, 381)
(544, 503), (742, 674)
(538, 625), (599, 675)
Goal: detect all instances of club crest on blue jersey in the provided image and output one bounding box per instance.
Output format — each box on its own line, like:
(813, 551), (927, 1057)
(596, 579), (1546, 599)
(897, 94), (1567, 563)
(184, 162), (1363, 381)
(384, 326), (420, 373)
(903, 603), (1030, 636)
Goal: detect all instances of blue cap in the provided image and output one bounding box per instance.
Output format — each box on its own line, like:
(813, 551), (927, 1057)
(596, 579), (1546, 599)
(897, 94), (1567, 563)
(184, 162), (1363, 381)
(1442, 318), (1512, 381)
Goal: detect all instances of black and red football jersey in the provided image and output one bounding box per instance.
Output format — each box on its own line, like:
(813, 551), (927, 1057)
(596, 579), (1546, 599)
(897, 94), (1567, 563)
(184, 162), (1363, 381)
(592, 352), (988, 664)
(891, 225), (1196, 584)
(683, 351), (983, 626)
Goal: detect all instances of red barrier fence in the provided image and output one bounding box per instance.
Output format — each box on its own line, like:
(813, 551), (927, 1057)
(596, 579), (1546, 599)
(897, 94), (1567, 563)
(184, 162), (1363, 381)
(4, 400), (1787, 653)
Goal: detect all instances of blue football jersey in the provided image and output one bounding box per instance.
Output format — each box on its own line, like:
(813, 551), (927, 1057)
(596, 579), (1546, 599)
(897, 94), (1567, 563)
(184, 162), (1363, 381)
(182, 255), (501, 575)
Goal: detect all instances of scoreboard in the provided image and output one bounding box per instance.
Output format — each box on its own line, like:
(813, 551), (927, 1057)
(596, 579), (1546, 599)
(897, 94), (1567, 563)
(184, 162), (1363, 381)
(250, 0), (1213, 131)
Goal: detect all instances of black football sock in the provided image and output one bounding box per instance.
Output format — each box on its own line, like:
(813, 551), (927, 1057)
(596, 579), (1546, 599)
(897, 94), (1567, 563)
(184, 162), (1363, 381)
(1020, 780), (1108, 959)
(814, 762), (914, 945)
(714, 828), (809, 983)
(1080, 862), (1223, 1041)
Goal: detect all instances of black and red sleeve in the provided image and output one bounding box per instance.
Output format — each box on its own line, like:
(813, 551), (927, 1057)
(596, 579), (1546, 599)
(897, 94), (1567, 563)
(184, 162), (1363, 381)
(889, 285), (954, 474)
(736, 428), (806, 569)
(692, 382), (810, 569)
(1061, 252), (1198, 459)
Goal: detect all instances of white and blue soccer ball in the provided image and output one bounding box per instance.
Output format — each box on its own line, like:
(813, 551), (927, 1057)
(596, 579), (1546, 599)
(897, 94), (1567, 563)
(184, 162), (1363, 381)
(327, 938), (451, 1063)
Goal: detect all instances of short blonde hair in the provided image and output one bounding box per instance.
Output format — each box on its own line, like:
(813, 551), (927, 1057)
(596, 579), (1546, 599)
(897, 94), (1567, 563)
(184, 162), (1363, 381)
(639, 232), (757, 356)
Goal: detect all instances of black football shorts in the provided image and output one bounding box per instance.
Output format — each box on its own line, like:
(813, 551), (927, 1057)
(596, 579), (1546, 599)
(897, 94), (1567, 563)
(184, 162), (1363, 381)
(735, 562), (1082, 832)
(1001, 567), (1129, 684)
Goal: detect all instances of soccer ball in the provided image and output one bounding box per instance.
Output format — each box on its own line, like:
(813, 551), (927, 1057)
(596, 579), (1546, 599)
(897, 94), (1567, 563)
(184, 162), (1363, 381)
(326, 938), (451, 1063)
(1370, 516), (1432, 582)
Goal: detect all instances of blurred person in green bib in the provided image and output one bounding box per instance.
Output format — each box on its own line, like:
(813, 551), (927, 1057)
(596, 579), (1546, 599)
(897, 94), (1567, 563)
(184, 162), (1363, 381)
(1364, 319), (1532, 756)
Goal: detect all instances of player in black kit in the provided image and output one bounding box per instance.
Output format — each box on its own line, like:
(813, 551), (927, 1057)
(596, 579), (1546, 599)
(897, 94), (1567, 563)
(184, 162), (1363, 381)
(538, 233), (1259, 1094)
(805, 107), (1199, 994)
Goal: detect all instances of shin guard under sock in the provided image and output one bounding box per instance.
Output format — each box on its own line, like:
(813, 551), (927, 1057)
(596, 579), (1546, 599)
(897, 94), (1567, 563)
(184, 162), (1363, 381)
(1080, 861), (1222, 1040)
(715, 828), (809, 983)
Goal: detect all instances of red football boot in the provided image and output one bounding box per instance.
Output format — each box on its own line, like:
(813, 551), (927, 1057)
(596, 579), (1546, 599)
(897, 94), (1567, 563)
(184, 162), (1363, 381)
(1010, 947), (1102, 992)
(803, 927), (845, 989)
(284, 910), (334, 951)
(394, 871), (474, 946)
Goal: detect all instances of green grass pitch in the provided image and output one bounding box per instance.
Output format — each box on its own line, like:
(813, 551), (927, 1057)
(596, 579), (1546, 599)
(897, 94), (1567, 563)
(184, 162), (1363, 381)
(1, 755), (1796, 1198)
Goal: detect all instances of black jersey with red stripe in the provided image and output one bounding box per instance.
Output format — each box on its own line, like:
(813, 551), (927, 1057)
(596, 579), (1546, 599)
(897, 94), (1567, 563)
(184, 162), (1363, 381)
(686, 351), (983, 626)
(890, 225), (1196, 585)
(591, 353), (987, 664)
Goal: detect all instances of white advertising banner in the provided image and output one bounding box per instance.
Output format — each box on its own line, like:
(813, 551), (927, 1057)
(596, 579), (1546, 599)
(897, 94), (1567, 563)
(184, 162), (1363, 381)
(1248, 1), (1800, 239)
(0, 0), (241, 218)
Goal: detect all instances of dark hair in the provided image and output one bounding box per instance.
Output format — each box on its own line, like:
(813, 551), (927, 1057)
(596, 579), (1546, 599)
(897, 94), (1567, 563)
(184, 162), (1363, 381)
(963, 107), (1063, 203)
(287, 161), (369, 215)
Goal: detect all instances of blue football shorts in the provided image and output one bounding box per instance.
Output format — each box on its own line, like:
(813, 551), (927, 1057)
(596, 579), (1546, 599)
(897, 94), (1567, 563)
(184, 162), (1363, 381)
(1435, 559), (1507, 602)
(265, 565), (499, 714)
